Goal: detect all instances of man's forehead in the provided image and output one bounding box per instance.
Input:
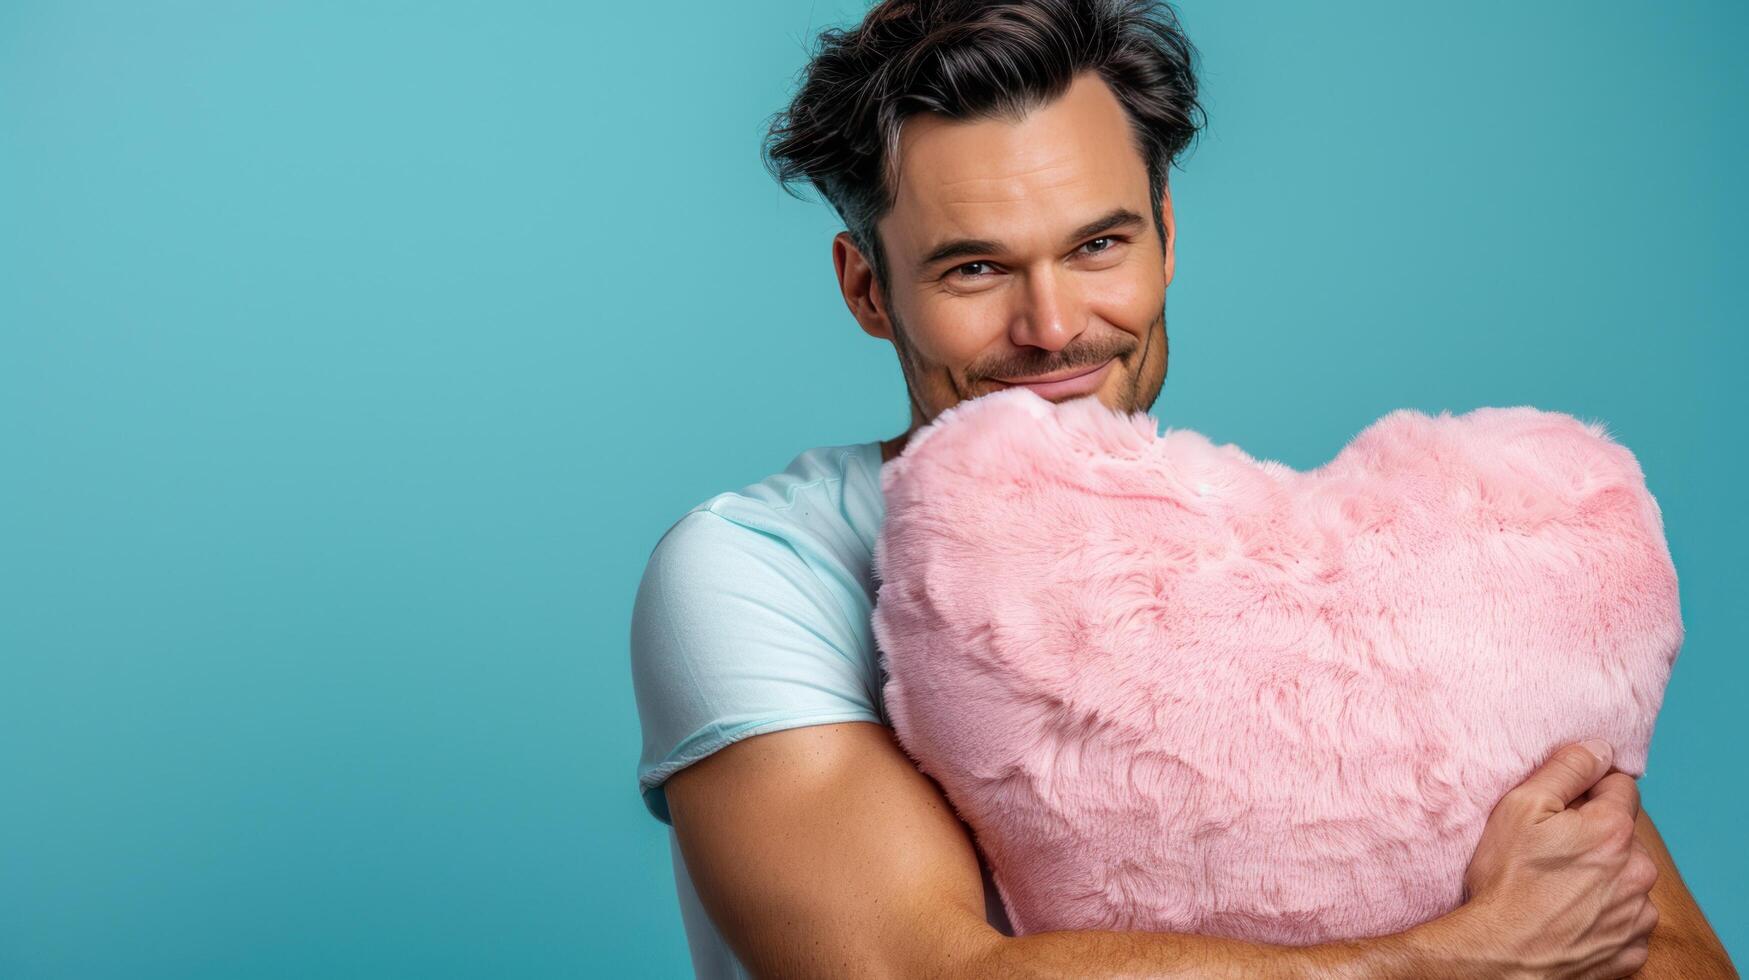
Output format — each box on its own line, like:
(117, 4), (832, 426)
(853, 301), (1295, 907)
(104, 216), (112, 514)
(881, 73), (1151, 253)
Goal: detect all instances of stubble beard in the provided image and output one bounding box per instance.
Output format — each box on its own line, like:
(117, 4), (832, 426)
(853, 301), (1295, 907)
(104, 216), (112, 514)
(888, 301), (1168, 427)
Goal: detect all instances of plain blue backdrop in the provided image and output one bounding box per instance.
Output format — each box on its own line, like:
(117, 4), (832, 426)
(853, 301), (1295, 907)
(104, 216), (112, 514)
(2, 1), (1742, 976)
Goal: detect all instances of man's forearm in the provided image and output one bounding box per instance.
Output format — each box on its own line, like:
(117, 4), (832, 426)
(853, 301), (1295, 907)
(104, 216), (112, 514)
(1638, 936), (1739, 980)
(1633, 810), (1738, 978)
(958, 902), (1503, 980)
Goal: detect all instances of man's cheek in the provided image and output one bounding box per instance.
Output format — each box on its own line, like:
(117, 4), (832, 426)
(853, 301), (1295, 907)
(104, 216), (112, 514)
(1099, 276), (1162, 327)
(918, 312), (1003, 367)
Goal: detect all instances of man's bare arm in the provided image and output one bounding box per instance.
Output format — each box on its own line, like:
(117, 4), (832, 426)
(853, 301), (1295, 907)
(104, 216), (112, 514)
(1633, 808), (1737, 977)
(666, 721), (1498, 980)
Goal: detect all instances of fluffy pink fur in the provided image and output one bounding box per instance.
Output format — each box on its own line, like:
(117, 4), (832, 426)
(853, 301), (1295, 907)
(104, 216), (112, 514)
(870, 387), (1682, 944)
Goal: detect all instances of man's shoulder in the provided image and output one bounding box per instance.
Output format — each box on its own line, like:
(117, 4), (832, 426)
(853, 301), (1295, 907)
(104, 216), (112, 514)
(704, 439), (882, 525)
(630, 442), (894, 823)
(648, 440), (885, 580)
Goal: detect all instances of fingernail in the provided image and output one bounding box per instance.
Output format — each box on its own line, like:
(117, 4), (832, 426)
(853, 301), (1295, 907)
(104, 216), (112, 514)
(1581, 738), (1613, 768)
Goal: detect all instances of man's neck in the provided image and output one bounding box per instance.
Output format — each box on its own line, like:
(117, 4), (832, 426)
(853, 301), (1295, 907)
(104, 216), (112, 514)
(879, 431), (911, 465)
(880, 402), (928, 464)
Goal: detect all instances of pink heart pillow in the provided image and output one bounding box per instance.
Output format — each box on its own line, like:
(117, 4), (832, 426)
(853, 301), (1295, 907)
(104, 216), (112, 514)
(870, 388), (1682, 944)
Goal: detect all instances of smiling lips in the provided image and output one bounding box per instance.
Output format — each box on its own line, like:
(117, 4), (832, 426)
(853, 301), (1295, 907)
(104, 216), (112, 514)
(992, 357), (1117, 399)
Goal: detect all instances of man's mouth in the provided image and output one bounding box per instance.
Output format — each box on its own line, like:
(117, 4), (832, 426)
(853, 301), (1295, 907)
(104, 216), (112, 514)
(991, 358), (1117, 399)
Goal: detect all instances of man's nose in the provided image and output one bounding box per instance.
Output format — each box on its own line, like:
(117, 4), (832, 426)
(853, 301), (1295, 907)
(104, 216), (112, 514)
(1008, 264), (1085, 352)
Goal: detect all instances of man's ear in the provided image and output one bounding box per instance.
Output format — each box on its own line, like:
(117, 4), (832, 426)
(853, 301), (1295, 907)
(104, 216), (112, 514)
(1159, 180), (1177, 289)
(833, 231), (895, 341)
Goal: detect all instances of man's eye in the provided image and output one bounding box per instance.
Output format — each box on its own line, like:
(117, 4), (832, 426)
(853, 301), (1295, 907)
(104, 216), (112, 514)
(952, 261), (993, 278)
(1081, 236), (1117, 254)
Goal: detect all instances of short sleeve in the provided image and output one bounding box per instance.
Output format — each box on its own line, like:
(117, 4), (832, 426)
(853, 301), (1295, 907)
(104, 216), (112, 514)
(629, 508), (884, 824)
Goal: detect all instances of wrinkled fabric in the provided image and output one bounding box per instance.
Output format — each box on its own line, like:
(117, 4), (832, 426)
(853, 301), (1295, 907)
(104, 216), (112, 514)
(870, 387), (1682, 944)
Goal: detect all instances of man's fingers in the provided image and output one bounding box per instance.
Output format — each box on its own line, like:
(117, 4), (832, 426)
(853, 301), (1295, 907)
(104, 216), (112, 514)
(1510, 740), (1612, 815)
(1578, 771), (1641, 823)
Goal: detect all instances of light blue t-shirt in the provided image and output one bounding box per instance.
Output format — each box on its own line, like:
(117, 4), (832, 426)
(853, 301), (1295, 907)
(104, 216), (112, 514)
(628, 439), (1011, 978)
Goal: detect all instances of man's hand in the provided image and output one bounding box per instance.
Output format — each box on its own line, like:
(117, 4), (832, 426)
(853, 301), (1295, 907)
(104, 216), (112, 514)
(1456, 740), (1660, 979)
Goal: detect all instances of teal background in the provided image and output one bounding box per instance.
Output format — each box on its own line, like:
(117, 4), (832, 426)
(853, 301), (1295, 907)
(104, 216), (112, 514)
(2, 1), (1742, 975)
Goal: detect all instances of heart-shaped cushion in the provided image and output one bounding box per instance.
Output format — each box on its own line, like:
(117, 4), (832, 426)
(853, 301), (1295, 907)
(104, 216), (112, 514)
(870, 387), (1682, 944)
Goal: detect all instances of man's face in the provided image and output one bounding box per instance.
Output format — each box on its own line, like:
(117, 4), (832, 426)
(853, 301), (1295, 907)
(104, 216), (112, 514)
(834, 71), (1174, 444)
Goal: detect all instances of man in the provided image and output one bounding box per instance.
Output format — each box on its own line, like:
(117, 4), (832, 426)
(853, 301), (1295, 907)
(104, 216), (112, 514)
(629, 1), (1736, 976)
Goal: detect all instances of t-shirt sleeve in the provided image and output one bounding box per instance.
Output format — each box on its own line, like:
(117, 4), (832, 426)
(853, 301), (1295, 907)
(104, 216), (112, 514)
(629, 508), (884, 824)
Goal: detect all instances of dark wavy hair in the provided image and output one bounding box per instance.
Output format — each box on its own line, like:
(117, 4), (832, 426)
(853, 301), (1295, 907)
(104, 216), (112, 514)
(763, 0), (1206, 291)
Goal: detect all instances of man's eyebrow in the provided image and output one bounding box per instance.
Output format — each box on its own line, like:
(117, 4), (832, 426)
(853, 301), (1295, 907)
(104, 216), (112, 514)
(917, 207), (1147, 273)
(919, 236), (1004, 271)
(1065, 207), (1146, 245)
